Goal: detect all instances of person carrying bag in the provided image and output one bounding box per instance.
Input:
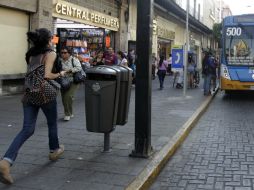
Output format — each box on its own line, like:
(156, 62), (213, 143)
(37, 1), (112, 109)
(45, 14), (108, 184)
(24, 52), (61, 106)
(0, 28), (67, 185)
(71, 57), (86, 84)
(59, 47), (82, 121)
(52, 56), (72, 91)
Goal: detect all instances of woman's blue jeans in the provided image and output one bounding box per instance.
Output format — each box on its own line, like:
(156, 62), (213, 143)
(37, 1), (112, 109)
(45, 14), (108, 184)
(3, 100), (60, 164)
(204, 74), (212, 95)
(158, 70), (166, 88)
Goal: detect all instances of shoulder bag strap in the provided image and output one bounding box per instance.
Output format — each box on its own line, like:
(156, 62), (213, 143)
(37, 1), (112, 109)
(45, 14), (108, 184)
(26, 53), (48, 76)
(71, 57), (75, 68)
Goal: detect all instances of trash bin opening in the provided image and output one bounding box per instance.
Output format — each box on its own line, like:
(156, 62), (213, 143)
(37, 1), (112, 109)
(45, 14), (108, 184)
(86, 74), (116, 81)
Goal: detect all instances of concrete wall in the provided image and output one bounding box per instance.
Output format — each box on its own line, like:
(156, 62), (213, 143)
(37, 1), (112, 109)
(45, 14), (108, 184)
(30, 0), (53, 31)
(128, 0), (137, 41)
(114, 0), (128, 52)
(0, 0), (37, 12)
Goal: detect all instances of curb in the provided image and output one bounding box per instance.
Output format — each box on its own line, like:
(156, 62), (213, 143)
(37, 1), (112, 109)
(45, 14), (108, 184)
(125, 90), (218, 190)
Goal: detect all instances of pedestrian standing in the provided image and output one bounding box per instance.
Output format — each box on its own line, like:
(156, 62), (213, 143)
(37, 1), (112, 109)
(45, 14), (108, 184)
(60, 47), (82, 121)
(152, 53), (157, 80)
(167, 54), (173, 75)
(104, 47), (118, 65)
(202, 52), (215, 95)
(128, 49), (136, 85)
(157, 55), (168, 90)
(0, 28), (66, 185)
(117, 51), (128, 67)
(93, 50), (105, 66)
(211, 56), (219, 92)
(187, 54), (196, 88)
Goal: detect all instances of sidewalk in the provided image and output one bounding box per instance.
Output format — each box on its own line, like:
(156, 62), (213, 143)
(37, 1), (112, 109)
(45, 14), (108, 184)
(0, 76), (214, 190)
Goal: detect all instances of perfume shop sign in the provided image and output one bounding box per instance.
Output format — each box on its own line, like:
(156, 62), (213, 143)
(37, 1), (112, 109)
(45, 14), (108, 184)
(157, 26), (175, 40)
(53, 0), (119, 31)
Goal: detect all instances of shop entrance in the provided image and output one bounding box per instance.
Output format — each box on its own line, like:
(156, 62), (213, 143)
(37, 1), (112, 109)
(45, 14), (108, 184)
(54, 18), (115, 62)
(157, 39), (172, 59)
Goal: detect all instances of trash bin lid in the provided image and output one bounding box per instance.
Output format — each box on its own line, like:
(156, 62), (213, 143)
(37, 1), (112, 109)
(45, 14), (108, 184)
(86, 66), (118, 76)
(111, 65), (132, 81)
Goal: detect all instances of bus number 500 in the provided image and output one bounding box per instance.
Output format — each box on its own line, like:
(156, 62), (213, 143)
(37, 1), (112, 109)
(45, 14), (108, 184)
(226, 27), (242, 36)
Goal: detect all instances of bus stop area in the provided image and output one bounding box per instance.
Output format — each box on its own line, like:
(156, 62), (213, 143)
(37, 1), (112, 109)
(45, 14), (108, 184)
(0, 77), (215, 190)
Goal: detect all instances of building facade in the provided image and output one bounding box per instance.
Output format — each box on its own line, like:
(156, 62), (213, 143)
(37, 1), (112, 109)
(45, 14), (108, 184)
(0, 0), (129, 94)
(153, 1), (211, 69)
(0, 0), (213, 94)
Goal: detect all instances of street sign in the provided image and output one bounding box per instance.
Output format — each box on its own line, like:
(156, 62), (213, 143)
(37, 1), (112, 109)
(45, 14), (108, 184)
(171, 45), (183, 72)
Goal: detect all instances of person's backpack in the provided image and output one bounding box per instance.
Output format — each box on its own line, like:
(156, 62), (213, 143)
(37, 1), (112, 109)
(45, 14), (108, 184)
(202, 56), (215, 75)
(202, 62), (209, 75)
(23, 53), (60, 105)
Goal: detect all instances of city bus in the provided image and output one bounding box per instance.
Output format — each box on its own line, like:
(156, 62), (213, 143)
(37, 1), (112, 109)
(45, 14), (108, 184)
(220, 14), (254, 94)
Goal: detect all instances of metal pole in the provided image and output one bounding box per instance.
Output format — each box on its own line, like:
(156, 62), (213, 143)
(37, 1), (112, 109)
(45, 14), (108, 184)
(219, 0), (222, 23)
(102, 133), (111, 152)
(130, 0), (153, 158)
(183, 0), (189, 97)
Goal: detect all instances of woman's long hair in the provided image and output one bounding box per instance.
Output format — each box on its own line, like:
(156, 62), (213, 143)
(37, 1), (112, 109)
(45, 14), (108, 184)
(117, 51), (127, 59)
(25, 28), (52, 64)
(159, 55), (165, 67)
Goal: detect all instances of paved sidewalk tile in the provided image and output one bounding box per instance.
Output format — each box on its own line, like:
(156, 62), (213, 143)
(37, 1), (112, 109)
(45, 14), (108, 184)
(0, 76), (207, 190)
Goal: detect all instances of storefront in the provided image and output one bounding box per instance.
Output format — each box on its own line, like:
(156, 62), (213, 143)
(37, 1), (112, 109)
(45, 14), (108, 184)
(157, 25), (174, 59)
(153, 17), (176, 59)
(153, 15), (203, 70)
(52, 0), (120, 62)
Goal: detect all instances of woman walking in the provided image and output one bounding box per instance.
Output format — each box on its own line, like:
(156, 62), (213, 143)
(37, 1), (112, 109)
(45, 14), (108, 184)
(60, 47), (82, 121)
(157, 55), (168, 90)
(0, 28), (66, 184)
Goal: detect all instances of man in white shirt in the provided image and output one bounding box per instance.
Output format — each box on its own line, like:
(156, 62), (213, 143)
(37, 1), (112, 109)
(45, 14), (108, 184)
(167, 53), (173, 75)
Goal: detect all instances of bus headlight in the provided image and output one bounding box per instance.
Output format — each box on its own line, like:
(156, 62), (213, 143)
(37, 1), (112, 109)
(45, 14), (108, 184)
(221, 64), (231, 80)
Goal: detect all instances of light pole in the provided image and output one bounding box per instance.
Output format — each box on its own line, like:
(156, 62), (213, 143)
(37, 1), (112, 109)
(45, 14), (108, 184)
(184, 0), (190, 97)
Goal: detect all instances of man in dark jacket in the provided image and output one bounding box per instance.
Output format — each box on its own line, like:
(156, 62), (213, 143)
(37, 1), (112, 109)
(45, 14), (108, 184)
(202, 52), (216, 95)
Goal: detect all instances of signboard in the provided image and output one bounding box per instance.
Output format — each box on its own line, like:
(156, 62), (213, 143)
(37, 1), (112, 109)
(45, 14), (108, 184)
(105, 36), (111, 48)
(171, 45), (183, 72)
(53, 0), (119, 31)
(52, 35), (59, 44)
(157, 26), (175, 40)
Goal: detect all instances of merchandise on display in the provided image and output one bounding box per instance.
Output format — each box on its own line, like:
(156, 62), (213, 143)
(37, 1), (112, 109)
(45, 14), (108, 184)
(58, 28), (109, 62)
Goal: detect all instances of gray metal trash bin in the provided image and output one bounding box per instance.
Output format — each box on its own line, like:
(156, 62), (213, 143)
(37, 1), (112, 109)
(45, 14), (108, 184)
(111, 66), (132, 125)
(85, 66), (121, 133)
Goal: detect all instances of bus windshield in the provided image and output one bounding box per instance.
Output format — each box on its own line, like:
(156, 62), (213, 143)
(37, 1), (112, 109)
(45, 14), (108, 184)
(225, 26), (254, 66)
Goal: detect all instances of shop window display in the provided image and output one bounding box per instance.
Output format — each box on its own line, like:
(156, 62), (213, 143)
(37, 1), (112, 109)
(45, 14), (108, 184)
(57, 28), (107, 62)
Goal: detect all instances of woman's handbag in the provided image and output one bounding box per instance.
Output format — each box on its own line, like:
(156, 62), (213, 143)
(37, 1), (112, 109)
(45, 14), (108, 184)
(56, 76), (71, 91)
(73, 70), (86, 84)
(24, 65), (60, 106)
(71, 58), (86, 84)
